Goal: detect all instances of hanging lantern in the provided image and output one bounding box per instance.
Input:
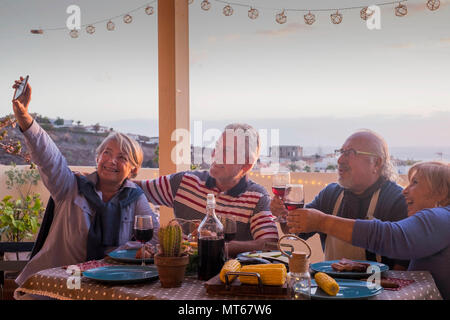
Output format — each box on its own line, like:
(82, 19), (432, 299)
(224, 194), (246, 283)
(123, 14), (133, 24)
(331, 11), (343, 24)
(276, 10), (287, 24)
(360, 7), (375, 21)
(86, 25), (95, 34)
(106, 20), (115, 31)
(304, 12), (316, 25)
(426, 0), (440, 11)
(248, 7), (259, 20)
(201, 0), (211, 11)
(145, 6), (154, 15)
(223, 5), (234, 16)
(395, 3), (408, 17)
(69, 29), (79, 38)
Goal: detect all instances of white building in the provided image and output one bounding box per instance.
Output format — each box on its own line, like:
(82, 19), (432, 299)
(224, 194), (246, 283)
(85, 125), (110, 134)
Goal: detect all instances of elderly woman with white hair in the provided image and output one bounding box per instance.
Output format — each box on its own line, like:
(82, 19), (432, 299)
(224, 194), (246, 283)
(287, 161), (450, 299)
(11, 78), (159, 287)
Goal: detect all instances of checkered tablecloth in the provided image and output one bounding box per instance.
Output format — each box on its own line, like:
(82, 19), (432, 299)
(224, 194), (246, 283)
(14, 262), (443, 300)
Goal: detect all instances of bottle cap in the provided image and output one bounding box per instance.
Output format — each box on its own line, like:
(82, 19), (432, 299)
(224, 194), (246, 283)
(289, 251), (309, 273)
(207, 193), (215, 203)
(207, 193), (216, 206)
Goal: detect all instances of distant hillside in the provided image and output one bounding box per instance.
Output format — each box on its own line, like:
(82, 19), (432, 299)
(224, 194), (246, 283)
(0, 124), (158, 168)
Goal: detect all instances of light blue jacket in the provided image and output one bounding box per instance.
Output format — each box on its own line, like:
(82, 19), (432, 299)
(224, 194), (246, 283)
(16, 121), (159, 286)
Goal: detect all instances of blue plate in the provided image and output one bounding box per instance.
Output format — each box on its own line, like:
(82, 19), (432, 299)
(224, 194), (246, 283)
(310, 260), (389, 279)
(108, 249), (154, 264)
(83, 265), (158, 284)
(311, 278), (383, 300)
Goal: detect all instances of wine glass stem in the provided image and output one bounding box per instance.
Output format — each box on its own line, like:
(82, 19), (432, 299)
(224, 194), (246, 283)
(141, 242), (145, 266)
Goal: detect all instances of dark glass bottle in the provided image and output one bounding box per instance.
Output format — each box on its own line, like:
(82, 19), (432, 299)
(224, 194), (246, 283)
(197, 193), (225, 281)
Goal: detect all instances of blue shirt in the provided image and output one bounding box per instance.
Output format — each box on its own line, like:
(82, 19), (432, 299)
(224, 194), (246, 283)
(352, 206), (450, 300)
(302, 180), (409, 268)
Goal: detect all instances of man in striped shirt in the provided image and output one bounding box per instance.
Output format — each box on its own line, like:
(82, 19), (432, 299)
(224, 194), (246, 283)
(138, 123), (279, 257)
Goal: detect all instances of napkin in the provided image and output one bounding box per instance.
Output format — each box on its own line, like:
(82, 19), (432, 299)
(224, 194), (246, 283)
(363, 277), (415, 291)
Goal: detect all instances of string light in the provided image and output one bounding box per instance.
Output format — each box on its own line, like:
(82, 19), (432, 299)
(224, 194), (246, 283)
(248, 7), (259, 20)
(123, 14), (133, 24)
(304, 12), (316, 25)
(331, 10), (343, 24)
(360, 7), (375, 21)
(426, 0), (440, 10)
(201, 0), (211, 11)
(395, 2), (408, 16)
(86, 25), (95, 34)
(30, 0), (442, 38)
(69, 29), (79, 38)
(275, 10), (287, 24)
(145, 6), (155, 15)
(223, 4), (234, 16)
(106, 20), (115, 31)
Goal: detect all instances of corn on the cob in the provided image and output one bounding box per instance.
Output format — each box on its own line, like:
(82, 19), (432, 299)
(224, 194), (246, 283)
(219, 259), (241, 283)
(239, 264), (287, 286)
(314, 272), (339, 296)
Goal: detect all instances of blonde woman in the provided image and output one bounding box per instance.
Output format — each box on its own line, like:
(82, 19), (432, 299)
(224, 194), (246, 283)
(12, 78), (159, 287)
(287, 161), (450, 299)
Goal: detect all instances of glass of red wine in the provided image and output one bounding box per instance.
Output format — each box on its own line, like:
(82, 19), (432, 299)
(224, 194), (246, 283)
(272, 172), (290, 222)
(272, 171), (290, 199)
(218, 215), (237, 259)
(134, 215), (154, 266)
(283, 184), (305, 214)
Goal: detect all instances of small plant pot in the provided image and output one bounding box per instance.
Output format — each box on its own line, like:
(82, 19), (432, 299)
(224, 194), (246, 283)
(154, 253), (189, 288)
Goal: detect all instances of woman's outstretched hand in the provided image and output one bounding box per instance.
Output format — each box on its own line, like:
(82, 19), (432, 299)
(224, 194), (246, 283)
(12, 77), (33, 131)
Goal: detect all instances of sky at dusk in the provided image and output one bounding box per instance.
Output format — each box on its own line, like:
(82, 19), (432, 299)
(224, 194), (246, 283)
(1, 0), (449, 154)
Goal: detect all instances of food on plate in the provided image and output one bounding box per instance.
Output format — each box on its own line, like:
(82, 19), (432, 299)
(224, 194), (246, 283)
(219, 259), (242, 283)
(63, 260), (112, 273)
(236, 255), (271, 265)
(135, 244), (156, 259)
(238, 263), (287, 286)
(314, 272), (340, 296)
(331, 258), (371, 272)
(362, 277), (400, 289)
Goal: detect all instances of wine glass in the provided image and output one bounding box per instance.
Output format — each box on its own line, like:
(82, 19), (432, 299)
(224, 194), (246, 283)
(272, 172), (290, 222)
(218, 215), (237, 259)
(272, 171), (290, 199)
(134, 215), (154, 266)
(283, 184), (305, 211)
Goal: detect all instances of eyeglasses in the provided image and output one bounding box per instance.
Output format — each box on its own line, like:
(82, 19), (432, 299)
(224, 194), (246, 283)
(335, 148), (379, 158)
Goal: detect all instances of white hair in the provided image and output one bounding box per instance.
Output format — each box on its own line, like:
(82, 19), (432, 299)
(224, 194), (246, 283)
(96, 132), (143, 178)
(354, 129), (398, 182)
(217, 123), (260, 165)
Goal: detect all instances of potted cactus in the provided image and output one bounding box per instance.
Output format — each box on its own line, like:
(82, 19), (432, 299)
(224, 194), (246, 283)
(154, 224), (189, 288)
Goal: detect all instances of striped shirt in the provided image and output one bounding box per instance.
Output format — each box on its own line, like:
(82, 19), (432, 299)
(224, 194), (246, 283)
(141, 171), (279, 241)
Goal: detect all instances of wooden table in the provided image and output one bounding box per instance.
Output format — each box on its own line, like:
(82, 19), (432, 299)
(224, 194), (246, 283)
(14, 260), (442, 300)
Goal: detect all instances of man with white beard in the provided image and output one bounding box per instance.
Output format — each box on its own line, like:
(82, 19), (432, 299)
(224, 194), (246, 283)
(271, 130), (409, 270)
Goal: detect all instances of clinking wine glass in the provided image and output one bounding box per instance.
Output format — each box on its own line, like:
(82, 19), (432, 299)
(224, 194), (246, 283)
(134, 215), (154, 266)
(284, 183), (305, 211)
(272, 172), (290, 222)
(272, 171), (290, 199)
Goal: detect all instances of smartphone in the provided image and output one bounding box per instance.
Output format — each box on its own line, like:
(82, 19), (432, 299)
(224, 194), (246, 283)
(13, 75), (29, 100)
